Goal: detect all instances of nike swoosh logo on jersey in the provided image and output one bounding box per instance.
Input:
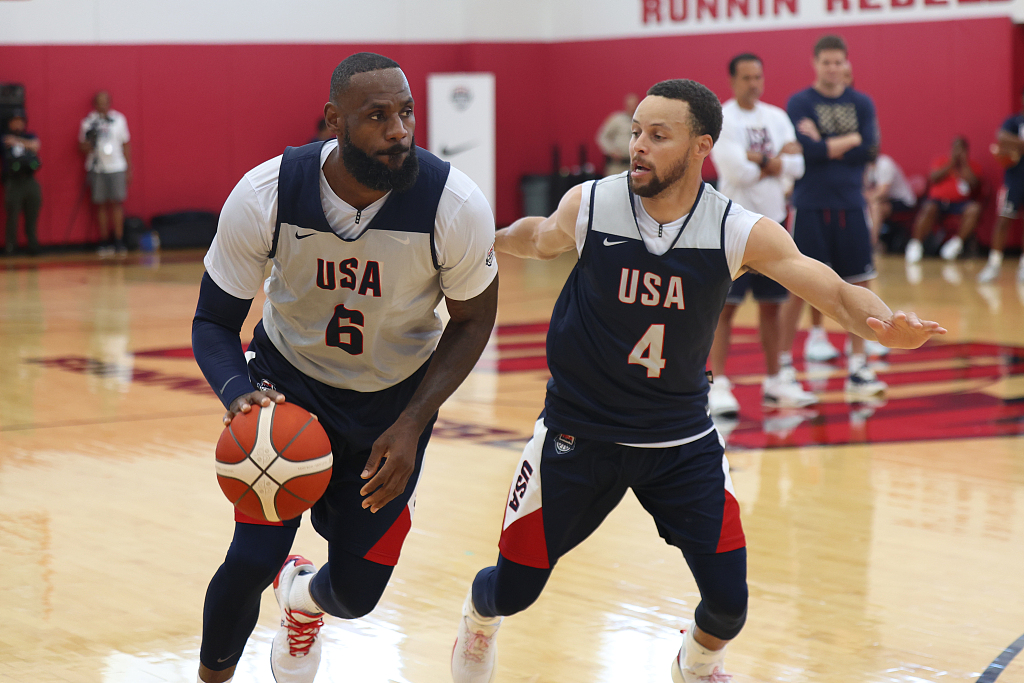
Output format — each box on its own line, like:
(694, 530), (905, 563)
(388, 234), (411, 245)
(603, 238), (628, 246)
(440, 141), (477, 157)
(295, 231), (317, 240)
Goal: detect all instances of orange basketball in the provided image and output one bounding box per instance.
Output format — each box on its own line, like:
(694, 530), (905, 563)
(215, 402), (333, 522)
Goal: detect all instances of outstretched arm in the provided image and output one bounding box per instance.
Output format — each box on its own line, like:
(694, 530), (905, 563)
(743, 218), (946, 348)
(495, 184), (583, 260)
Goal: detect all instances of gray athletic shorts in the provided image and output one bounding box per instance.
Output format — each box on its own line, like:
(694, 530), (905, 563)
(89, 171), (127, 204)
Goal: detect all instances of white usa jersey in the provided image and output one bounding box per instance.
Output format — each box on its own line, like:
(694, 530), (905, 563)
(204, 140), (497, 392)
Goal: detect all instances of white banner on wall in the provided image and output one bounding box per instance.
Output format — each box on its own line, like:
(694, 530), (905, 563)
(2, 0), (1021, 44)
(427, 73), (496, 217)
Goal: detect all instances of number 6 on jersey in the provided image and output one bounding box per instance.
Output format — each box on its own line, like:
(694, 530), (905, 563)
(628, 324), (666, 378)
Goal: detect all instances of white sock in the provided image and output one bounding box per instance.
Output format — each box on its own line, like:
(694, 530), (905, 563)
(468, 593), (502, 625)
(779, 351), (793, 367)
(989, 250), (1004, 267)
(682, 623), (727, 676)
(288, 570), (324, 619)
(848, 352), (867, 373)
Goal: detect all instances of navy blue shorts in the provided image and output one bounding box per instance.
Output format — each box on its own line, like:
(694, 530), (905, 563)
(725, 271), (788, 305)
(930, 199), (973, 216)
(243, 321), (436, 566)
(792, 208), (875, 282)
(997, 179), (1024, 219)
(498, 418), (745, 569)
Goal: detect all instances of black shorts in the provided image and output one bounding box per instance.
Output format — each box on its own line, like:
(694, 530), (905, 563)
(997, 179), (1024, 219)
(792, 207), (876, 282)
(243, 321), (436, 566)
(725, 271), (788, 305)
(497, 418), (745, 569)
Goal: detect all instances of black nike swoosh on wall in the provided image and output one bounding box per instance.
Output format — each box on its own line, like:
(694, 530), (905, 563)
(440, 141), (478, 157)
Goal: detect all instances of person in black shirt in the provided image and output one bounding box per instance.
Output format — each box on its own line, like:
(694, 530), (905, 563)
(2, 112), (42, 256)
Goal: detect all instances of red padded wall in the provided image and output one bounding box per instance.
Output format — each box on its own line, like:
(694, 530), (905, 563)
(0, 17), (1020, 247)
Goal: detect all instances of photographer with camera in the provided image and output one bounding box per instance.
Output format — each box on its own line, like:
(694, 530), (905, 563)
(79, 91), (131, 257)
(3, 111), (42, 257)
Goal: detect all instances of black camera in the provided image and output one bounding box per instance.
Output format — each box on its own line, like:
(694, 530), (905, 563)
(84, 114), (111, 147)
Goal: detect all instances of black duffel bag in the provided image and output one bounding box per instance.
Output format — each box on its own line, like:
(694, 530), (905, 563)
(150, 211), (218, 249)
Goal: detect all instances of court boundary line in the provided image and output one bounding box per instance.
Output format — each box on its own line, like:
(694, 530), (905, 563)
(978, 632), (1024, 683)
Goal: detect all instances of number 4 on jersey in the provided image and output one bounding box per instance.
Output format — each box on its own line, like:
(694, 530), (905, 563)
(628, 324), (666, 378)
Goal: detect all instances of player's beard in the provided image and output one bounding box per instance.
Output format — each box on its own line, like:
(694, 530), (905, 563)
(342, 131), (420, 193)
(628, 155), (690, 198)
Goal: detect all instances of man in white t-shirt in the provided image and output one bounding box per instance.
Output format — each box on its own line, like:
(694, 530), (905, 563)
(191, 53), (498, 683)
(708, 53), (816, 418)
(596, 93), (639, 176)
(78, 91), (132, 256)
(864, 153), (917, 247)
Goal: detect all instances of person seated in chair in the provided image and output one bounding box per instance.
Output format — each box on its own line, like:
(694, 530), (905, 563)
(864, 152), (916, 249)
(905, 136), (982, 263)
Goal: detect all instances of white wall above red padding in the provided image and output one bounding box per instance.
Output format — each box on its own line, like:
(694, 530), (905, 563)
(1, 0), (1022, 45)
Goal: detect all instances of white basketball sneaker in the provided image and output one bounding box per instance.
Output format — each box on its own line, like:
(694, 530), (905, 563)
(940, 235), (964, 261)
(452, 587), (503, 683)
(804, 326), (840, 362)
(978, 261), (1000, 284)
(271, 555), (324, 683)
(904, 238), (923, 264)
(708, 376), (740, 417)
(762, 372), (817, 409)
(670, 624), (732, 683)
(844, 365), (887, 399)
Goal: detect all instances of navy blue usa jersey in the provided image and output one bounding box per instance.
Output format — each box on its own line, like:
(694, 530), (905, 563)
(543, 174), (735, 444)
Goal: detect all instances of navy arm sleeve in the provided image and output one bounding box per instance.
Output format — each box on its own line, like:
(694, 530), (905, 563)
(192, 272), (257, 409)
(787, 93), (829, 162)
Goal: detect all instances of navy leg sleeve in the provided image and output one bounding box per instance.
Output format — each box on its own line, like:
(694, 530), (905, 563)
(200, 522), (297, 670)
(472, 554), (553, 618)
(309, 543), (395, 620)
(684, 547), (748, 641)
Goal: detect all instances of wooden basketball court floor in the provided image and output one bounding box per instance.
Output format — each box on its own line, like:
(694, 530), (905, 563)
(0, 249), (1022, 683)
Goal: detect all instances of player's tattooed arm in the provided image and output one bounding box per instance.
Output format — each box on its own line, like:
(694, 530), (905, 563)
(359, 276), (499, 513)
(743, 217), (946, 349)
(495, 184), (581, 260)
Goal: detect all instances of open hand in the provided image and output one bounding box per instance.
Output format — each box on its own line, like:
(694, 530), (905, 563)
(866, 310), (946, 350)
(359, 419), (421, 513)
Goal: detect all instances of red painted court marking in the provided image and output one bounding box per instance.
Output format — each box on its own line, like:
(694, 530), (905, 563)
(25, 325), (1024, 447)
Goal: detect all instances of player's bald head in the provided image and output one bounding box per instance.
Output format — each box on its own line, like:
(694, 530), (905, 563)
(330, 53), (402, 104)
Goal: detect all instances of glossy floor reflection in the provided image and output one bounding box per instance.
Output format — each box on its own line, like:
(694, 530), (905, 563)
(0, 251), (1022, 683)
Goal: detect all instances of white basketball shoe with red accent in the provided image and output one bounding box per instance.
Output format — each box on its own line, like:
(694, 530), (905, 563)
(271, 555), (324, 683)
(670, 623), (732, 683)
(451, 586), (503, 683)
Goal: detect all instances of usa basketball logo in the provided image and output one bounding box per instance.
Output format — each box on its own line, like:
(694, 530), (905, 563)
(450, 86), (472, 111)
(555, 434), (576, 453)
(257, 378), (277, 392)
